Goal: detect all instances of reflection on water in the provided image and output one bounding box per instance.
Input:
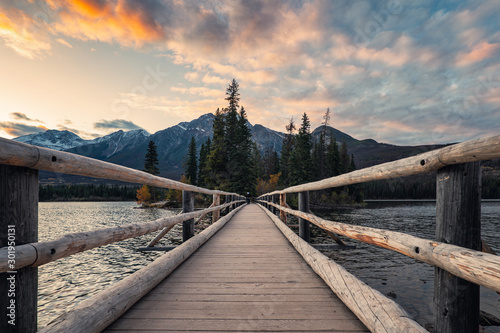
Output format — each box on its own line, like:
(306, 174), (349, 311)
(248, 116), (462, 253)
(38, 202), (180, 328)
(312, 201), (500, 331)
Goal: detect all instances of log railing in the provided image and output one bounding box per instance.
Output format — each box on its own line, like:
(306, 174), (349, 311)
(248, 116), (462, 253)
(0, 138), (245, 332)
(258, 134), (500, 333)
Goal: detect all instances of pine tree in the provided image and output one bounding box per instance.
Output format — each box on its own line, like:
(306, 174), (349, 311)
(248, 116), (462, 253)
(339, 142), (350, 174)
(326, 137), (340, 177)
(290, 113), (313, 185)
(185, 136), (198, 185)
(198, 138), (211, 187)
(280, 118), (296, 187)
(312, 132), (327, 180)
(206, 108), (228, 189)
(231, 106), (255, 194)
(144, 140), (159, 175)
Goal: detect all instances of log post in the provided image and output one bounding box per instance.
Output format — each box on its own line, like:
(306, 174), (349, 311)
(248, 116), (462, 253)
(298, 191), (310, 242)
(0, 165), (38, 333)
(212, 194), (220, 223)
(271, 195), (277, 215)
(434, 162), (481, 333)
(280, 193), (287, 223)
(182, 191), (194, 242)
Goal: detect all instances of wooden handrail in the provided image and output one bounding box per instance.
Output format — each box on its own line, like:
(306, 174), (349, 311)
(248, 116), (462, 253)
(259, 205), (426, 333)
(260, 134), (500, 196)
(0, 137), (239, 196)
(0, 201), (243, 272)
(260, 200), (500, 293)
(39, 204), (245, 333)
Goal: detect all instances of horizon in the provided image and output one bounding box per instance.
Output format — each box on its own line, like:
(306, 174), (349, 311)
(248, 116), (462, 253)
(1, 1), (499, 146)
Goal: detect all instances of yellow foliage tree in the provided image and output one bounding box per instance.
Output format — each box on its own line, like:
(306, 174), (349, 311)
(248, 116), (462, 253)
(255, 172), (281, 196)
(136, 185), (151, 204)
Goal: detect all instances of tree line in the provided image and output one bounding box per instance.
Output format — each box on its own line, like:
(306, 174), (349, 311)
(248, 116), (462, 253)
(39, 184), (138, 201)
(182, 83), (362, 204)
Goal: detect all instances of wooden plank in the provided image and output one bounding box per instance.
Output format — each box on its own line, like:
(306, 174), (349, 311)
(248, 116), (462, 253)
(435, 162), (481, 333)
(106, 318), (368, 332)
(263, 200), (500, 292)
(105, 204), (368, 333)
(38, 205), (245, 333)
(259, 205), (426, 333)
(0, 165), (38, 333)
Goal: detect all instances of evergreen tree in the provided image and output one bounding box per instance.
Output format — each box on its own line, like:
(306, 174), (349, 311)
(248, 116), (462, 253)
(290, 113), (313, 185)
(312, 132), (327, 180)
(280, 118), (296, 186)
(185, 136), (198, 185)
(206, 108), (228, 189)
(231, 106), (256, 194)
(339, 141), (350, 174)
(144, 140), (160, 175)
(198, 138), (211, 187)
(326, 137), (340, 177)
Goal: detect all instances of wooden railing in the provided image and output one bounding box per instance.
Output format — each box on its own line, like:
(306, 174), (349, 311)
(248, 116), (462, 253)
(0, 138), (245, 332)
(258, 134), (500, 333)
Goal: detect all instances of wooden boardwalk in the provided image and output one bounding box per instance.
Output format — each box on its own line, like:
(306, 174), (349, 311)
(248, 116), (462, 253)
(105, 204), (368, 332)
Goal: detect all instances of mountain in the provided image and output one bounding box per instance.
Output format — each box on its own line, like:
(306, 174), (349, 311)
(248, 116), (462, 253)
(15, 129), (91, 151)
(311, 126), (446, 169)
(13, 113), (452, 184)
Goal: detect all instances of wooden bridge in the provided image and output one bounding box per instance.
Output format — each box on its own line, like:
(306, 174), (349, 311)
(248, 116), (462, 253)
(1, 135), (500, 332)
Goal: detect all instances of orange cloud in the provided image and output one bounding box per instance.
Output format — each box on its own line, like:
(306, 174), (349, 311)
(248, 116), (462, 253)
(456, 41), (500, 67)
(0, 9), (51, 58)
(52, 0), (166, 47)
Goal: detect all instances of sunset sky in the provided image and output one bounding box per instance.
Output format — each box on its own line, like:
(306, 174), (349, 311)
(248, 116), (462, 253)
(0, 0), (499, 145)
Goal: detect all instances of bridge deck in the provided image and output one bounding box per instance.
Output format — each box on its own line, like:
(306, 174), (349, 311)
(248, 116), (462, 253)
(104, 204), (368, 332)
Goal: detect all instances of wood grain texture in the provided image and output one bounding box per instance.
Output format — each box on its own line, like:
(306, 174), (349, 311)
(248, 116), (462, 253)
(38, 204), (246, 333)
(0, 201), (243, 272)
(0, 137), (238, 196)
(262, 200), (500, 292)
(0, 165), (38, 333)
(258, 204), (426, 333)
(434, 162), (481, 333)
(104, 204), (368, 333)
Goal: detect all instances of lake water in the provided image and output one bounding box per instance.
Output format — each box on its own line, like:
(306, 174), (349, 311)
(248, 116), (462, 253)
(312, 200), (500, 332)
(37, 201), (500, 331)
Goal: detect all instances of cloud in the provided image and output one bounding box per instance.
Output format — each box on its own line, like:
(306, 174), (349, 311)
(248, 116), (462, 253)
(0, 7), (52, 59)
(0, 122), (48, 137)
(2, 0), (500, 145)
(9, 112), (43, 122)
(94, 119), (143, 131)
(55, 38), (73, 48)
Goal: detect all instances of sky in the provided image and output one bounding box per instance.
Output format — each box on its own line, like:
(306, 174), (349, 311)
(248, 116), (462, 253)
(0, 0), (499, 146)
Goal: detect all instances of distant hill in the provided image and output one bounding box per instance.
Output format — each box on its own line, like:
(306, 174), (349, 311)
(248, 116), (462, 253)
(14, 113), (464, 185)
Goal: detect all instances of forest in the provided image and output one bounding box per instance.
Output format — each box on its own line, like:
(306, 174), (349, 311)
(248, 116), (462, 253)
(39, 80), (499, 202)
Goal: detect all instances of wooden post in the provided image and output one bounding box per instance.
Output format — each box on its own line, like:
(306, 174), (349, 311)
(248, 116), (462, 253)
(271, 195), (277, 215)
(182, 191), (194, 242)
(280, 193), (287, 223)
(212, 194), (220, 223)
(0, 165), (38, 333)
(299, 191), (310, 242)
(435, 162), (481, 333)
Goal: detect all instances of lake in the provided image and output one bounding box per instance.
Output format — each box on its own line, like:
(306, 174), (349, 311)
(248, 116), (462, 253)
(37, 201), (500, 331)
(312, 200), (500, 332)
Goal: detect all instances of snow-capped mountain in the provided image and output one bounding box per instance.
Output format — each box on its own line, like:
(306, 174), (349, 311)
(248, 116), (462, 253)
(14, 130), (91, 151)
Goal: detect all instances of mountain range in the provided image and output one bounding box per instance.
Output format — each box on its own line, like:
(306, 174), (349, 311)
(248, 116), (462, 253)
(14, 113), (447, 184)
